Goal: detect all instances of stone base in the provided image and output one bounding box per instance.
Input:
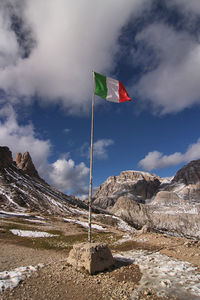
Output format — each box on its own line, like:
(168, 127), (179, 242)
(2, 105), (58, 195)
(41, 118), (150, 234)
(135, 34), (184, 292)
(67, 242), (114, 274)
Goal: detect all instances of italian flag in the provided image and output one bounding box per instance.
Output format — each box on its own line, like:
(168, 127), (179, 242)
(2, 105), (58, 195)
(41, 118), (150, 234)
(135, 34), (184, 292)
(94, 72), (131, 103)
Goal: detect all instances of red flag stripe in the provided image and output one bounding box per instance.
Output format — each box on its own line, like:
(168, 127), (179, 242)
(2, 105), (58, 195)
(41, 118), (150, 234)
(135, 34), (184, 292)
(119, 81), (131, 103)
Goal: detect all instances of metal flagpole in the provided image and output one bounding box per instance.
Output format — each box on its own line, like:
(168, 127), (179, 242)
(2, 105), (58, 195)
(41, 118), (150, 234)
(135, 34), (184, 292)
(88, 71), (95, 243)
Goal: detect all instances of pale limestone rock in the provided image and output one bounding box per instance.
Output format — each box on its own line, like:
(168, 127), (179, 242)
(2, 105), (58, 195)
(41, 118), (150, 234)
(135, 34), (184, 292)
(111, 196), (200, 239)
(67, 243), (114, 274)
(15, 151), (40, 178)
(93, 171), (161, 209)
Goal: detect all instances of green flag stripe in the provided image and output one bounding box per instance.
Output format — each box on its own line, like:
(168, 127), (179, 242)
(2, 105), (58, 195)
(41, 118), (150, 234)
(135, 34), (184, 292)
(94, 72), (107, 99)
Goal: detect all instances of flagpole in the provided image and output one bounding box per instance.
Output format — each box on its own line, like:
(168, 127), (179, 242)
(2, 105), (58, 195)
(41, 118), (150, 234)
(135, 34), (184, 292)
(88, 71), (95, 243)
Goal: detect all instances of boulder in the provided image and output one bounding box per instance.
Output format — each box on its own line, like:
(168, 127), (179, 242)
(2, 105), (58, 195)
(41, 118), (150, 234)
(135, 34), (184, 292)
(67, 242), (114, 274)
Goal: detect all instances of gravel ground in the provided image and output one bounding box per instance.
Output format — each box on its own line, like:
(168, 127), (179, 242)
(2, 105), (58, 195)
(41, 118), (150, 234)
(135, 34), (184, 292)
(0, 243), (143, 300)
(1, 215), (200, 300)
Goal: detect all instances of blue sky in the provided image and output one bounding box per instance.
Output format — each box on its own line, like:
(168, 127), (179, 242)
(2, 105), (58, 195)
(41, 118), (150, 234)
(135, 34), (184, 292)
(1, 0), (200, 198)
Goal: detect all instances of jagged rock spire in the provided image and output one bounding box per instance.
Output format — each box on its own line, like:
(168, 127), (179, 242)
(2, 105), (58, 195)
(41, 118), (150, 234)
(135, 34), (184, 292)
(15, 151), (40, 178)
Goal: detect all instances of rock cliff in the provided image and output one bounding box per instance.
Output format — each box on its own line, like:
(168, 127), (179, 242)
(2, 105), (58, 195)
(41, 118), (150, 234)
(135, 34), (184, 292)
(15, 152), (40, 178)
(94, 161), (200, 239)
(93, 171), (161, 209)
(111, 195), (200, 239)
(173, 159), (200, 185)
(0, 146), (12, 169)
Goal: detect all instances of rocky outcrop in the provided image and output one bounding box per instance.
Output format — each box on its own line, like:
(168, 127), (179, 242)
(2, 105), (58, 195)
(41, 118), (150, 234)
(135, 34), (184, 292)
(151, 191), (183, 206)
(93, 171), (161, 209)
(172, 160), (200, 185)
(15, 152), (40, 178)
(160, 162), (200, 204)
(0, 146), (13, 169)
(110, 197), (149, 229)
(111, 196), (200, 239)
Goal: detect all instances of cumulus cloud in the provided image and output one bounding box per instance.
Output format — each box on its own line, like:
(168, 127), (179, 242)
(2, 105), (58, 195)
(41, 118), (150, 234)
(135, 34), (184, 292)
(0, 104), (89, 195)
(93, 139), (114, 159)
(0, 104), (50, 176)
(81, 139), (114, 160)
(2, 1), (200, 116)
(134, 22), (200, 114)
(49, 158), (89, 195)
(139, 138), (200, 171)
(0, 0), (147, 114)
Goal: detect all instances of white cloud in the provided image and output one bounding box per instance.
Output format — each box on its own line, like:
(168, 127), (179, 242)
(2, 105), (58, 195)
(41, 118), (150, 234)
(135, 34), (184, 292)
(168, 0), (200, 15)
(81, 139), (114, 160)
(0, 0), (147, 114)
(0, 104), (50, 176)
(0, 104), (89, 195)
(49, 158), (89, 195)
(139, 138), (200, 171)
(93, 139), (114, 159)
(134, 23), (200, 114)
(0, 5), (19, 68)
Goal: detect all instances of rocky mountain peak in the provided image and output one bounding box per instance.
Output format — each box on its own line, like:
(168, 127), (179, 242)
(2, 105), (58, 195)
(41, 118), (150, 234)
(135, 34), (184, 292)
(119, 170), (160, 182)
(0, 146), (13, 169)
(173, 159), (200, 185)
(93, 170), (161, 209)
(14, 151), (40, 178)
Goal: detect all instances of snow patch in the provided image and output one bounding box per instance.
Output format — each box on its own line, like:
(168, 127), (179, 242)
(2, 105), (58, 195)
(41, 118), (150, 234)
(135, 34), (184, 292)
(10, 229), (58, 238)
(160, 177), (174, 184)
(0, 210), (29, 217)
(112, 216), (135, 233)
(0, 264), (44, 292)
(63, 218), (106, 231)
(24, 219), (46, 224)
(114, 234), (132, 244)
(68, 207), (88, 215)
(152, 206), (198, 215)
(115, 250), (200, 298)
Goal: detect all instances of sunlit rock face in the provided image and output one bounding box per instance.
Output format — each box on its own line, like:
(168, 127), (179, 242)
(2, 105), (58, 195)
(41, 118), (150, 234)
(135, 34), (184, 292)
(93, 171), (161, 209)
(94, 161), (200, 239)
(15, 151), (40, 179)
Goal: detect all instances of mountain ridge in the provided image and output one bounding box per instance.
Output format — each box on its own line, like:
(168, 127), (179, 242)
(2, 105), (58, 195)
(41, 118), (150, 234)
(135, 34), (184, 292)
(0, 146), (88, 215)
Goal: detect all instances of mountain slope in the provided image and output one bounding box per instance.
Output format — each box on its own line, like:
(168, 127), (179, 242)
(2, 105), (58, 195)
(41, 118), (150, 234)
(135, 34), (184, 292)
(0, 146), (87, 215)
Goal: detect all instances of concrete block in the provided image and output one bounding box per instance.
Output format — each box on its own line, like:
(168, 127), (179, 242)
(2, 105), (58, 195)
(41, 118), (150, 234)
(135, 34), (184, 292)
(67, 242), (114, 274)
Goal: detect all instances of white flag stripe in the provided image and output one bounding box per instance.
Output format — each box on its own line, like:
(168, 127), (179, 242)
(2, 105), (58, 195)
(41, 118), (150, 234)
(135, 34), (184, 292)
(106, 77), (119, 103)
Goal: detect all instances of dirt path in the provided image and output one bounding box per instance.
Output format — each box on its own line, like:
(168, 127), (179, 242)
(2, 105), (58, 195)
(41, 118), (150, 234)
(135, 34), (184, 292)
(0, 242), (144, 300)
(0, 215), (200, 300)
(0, 242), (68, 272)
